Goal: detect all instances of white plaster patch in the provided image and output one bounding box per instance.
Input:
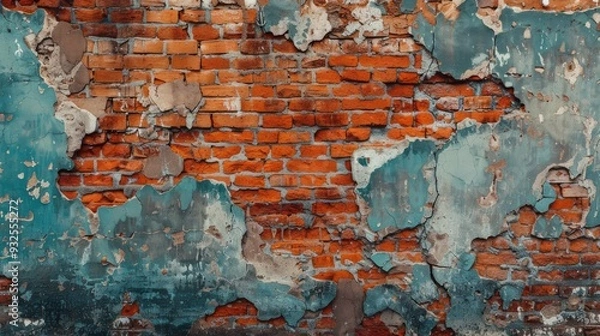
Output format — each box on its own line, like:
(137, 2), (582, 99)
(343, 4), (384, 44)
(55, 101), (98, 156)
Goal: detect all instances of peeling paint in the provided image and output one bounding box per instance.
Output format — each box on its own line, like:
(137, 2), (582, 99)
(263, 0), (332, 51)
(364, 284), (437, 335)
(0, 9), (335, 334)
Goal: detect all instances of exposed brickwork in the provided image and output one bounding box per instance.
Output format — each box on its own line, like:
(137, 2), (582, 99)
(3, 0), (598, 334)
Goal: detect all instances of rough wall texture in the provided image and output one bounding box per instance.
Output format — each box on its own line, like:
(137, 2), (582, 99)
(0, 0), (599, 335)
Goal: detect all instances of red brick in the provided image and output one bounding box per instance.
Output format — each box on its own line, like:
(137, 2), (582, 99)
(99, 114), (127, 131)
(83, 174), (114, 187)
(347, 128), (371, 141)
(201, 57), (230, 69)
(242, 100), (286, 113)
(263, 115), (293, 129)
(287, 160), (337, 173)
(269, 174), (298, 187)
(233, 57), (264, 70)
(183, 160), (220, 174)
(359, 55), (410, 68)
(278, 131), (311, 144)
(271, 145), (296, 158)
(331, 144), (358, 158)
(315, 129), (346, 141)
(329, 55), (358, 67)
(124, 55), (169, 69)
(165, 40), (198, 54)
(276, 85), (301, 98)
(172, 55), (200, 70)
(118, 24), (156, 38)
(75, 8), (107, 22)
(352, 112), (388, 127)
(315, 69), (341, 84)
(213, 114), (259, 128)
(233, 175), (265, 188)
(181, 10), (206, 23)
(201, 40), (238, 54)
(342, 98), (391, 110)
(144, 9), (178, 22)
(109, 8), (143, 23)
(157, 26), (188, 40)
(212, 146), (241, 159)
(316, 114), (349, 127)
(420, 84), (476, 98)
(240, 40), (270, 55)
(340, 69), (371, 82)
(203, 131), (254, 143)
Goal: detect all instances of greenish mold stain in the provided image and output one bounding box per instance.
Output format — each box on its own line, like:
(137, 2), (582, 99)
(410, 264), (439, 304)
(532, 215), (563, 239)
(0, 10), (335, 335)
(357, 140), (437, 232)
(363, 284), (437, 335)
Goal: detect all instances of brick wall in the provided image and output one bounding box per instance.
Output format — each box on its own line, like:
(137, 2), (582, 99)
(1, 0), (599, 334)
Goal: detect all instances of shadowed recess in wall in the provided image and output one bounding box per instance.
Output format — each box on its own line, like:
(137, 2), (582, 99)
(0, 9), (335, 335)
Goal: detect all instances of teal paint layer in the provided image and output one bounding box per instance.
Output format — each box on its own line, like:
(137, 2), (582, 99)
(534, 183), (557, 213)
(369, 252), (393, 272)
(428, 120), (570, 266)
(432, 266), (498, 333)
(364, 284), (437, 335)
(410, 264), (439, 304)
(412, 0), (494, 78)
(499, 283), (523, 310)
(532, 215), (563, 239)
(357, 140), (437, 232)
(0, 10), (335, 335)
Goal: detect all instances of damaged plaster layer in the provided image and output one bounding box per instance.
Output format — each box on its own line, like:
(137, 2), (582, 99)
(532, 215), (563, 239)
(342, 2), (385, 44)
(262, 0), (332, 51)
(353, 140), (437, 235)
(145, 80), (204, 129)
(363, 284), (437, 335)
(55, 101), (97, 156)
(142, 145), (184, 179)
(426, 118), (582, 267)
(332, 279), (364, 336)
(432, 265), (501, 334)
(242, 221), (303, 284)
(0, 9), (335, 335)
(25, 17), (89, 95)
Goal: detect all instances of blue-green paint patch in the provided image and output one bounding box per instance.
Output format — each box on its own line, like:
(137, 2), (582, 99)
(432, 266), (499, 333)
(534, 182), (557, 213)
(499, 283), (524, 310)
(400, 0), (417, 13)
(412, 0), (494, 78)
(357, 140), (437, 232)
(428, 120), (572, 266)
(410, 264), (439, 304)
(457, 252), (476, 271)
(369, 252), (393, 272)
(532, 215), (563, 239)
(364, 284), (437, 335)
